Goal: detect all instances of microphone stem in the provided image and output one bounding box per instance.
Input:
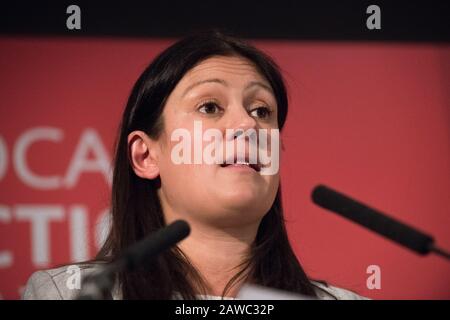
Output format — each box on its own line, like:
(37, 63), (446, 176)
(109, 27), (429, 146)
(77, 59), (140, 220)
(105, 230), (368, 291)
(430, 245), (450, 260)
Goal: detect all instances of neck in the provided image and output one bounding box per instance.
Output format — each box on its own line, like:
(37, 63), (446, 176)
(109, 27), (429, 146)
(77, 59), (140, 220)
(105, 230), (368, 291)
(158, 189), (262, 297)
(180, 221), (258, 297)
(176, 218), (259, 297)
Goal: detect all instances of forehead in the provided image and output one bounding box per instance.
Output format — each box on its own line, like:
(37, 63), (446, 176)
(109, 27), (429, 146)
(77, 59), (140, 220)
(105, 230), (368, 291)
(177, 55), (269, 88)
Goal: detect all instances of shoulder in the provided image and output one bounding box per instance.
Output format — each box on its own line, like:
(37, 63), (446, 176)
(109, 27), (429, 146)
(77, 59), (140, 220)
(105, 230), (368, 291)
(22, 264), (110, 300)
(311, 281), (369, 300)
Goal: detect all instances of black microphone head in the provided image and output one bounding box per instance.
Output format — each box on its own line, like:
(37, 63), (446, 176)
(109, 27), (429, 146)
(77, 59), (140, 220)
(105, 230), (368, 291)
(125, 219), (191, 270)
(167, 219), (191, 238)
(312, 184), (434, 255)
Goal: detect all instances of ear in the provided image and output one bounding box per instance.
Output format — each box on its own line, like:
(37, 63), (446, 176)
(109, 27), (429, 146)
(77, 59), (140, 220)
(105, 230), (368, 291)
(128, 130), (160, 180)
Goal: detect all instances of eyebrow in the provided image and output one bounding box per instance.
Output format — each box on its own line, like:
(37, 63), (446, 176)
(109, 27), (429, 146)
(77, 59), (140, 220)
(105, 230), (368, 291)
(244, 81), (273, 94)
(182, 78), (273, 97)
(182, 78), (228, 97)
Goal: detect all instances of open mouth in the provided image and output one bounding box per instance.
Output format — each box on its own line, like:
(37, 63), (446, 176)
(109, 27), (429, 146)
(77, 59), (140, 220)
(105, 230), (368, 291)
(220, 159), (261, 172)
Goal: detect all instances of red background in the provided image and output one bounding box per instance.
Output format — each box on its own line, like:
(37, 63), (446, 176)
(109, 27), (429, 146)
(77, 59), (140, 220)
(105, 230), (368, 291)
(0, 37), (449, 299)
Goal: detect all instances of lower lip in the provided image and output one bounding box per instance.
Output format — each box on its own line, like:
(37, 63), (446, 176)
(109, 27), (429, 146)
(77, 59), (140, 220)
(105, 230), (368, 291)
(220, 164), (258, 173)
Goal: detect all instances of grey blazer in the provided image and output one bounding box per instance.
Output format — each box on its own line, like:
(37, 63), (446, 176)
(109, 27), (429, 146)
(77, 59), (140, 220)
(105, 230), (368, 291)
(22, 264), (368, 300)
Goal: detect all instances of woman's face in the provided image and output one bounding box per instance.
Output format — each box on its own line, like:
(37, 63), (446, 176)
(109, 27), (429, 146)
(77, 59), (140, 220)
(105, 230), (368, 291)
(155, 55), (280, 227)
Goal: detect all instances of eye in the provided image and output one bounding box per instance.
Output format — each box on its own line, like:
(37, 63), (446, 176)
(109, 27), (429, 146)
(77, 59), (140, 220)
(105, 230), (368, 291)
(198, 101), (223, 115)
(249, 106), (272, 119)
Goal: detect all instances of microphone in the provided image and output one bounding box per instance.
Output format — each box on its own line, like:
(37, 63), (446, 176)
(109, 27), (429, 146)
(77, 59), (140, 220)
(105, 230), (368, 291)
(77, 220), (191, 299)
(311, 185), (450, 260)
(120, 219), (191, 271)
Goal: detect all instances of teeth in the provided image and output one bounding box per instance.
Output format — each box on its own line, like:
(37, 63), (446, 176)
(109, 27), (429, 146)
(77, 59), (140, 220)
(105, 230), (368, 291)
(235, 161), (250, 165)
(221, 161), (260, 172)
(221, 160), (261, 171)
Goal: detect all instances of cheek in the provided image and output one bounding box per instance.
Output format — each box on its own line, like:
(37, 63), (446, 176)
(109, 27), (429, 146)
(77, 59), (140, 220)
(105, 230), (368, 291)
(267, 173), (280, 191)
(263, 173), (280, 203)
(257, 174), (280, 210)
(158, 151), (213, 201)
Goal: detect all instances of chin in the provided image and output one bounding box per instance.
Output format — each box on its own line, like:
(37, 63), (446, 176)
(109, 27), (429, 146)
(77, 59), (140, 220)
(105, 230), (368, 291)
(218, 187), (271, 213)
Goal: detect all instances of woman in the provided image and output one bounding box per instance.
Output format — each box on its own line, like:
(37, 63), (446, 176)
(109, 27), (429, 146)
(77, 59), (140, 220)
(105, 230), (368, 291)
(23, 31), (366, 300)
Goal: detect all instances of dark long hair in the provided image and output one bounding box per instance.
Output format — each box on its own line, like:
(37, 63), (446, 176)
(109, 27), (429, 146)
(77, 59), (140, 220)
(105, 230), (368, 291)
(97, 31), (318, 299)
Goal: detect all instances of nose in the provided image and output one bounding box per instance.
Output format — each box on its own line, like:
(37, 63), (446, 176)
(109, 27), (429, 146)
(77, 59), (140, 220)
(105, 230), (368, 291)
(223, 104), (259, 163)
(225, 103), (257, 135)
